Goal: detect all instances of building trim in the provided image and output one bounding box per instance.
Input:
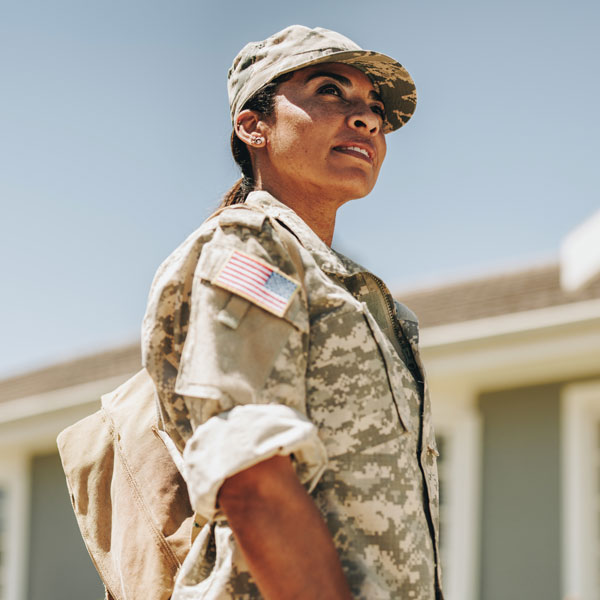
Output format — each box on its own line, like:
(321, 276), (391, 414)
(421, 302), (600, 394)
(430, 393), (482, 600)
(0, 453), (30, 600)
(421, 298), (600, 348)
(561, 379), (600, 600)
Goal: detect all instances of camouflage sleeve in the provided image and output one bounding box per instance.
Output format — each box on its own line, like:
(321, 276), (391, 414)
(174, 214), (326, 521)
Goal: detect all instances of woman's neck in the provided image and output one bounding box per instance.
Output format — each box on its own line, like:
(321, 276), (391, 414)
(254, 178), (342, 247)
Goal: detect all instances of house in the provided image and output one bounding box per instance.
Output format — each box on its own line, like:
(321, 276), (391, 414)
(0, 211), (598, 600)
(403, 210), (600, 600)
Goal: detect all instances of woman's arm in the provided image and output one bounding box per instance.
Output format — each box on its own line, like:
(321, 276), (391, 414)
(218, 455), (353, 600)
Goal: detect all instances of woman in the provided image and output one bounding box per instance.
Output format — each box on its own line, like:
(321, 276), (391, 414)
(142, 25), (442, 600)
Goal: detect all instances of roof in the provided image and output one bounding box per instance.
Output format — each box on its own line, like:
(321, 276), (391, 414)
(0, 344), (141, 404)
(398, 263), (600, 328)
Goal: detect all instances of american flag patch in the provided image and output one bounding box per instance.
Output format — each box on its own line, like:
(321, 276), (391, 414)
(213, 250), (299, 317)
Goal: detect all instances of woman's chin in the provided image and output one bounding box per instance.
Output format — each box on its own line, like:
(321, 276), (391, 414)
(330, 174), (377, 202)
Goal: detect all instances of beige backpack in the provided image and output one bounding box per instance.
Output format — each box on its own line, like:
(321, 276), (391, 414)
(57, 369), (195, 600)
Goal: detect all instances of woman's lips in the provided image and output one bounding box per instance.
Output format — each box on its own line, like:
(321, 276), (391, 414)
(333, 144), (374, 163)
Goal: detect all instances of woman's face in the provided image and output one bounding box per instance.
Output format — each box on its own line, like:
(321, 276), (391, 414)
(260, 62), (388, 205)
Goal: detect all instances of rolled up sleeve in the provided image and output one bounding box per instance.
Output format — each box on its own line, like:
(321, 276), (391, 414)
(183, 404), (327, 521)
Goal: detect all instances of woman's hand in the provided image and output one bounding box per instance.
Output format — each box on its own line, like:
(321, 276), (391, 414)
(218, 455), (353, 600)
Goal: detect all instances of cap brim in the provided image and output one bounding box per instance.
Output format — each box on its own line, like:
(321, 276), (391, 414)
(277, 49), (417, 133)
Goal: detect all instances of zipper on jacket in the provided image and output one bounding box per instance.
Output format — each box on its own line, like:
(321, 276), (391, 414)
(364, 272), (424, 396)
(365, 273), (442, 597)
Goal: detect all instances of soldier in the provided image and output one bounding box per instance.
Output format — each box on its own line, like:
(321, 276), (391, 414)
(142, 25), (443, 599)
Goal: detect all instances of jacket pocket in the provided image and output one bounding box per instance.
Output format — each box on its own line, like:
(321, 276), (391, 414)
(361, 306), (416, 433)
(305, 304), (408, 459)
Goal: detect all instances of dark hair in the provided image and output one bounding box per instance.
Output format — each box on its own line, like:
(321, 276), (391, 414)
(221, 73), (292, 207)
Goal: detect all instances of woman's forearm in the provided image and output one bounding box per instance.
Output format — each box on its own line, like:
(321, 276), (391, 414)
(218, 455), (352, 600)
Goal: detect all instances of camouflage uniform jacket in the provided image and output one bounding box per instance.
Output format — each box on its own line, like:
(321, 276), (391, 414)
(141, 191), (443, 599)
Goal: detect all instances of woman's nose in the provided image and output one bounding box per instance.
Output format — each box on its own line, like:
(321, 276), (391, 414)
(347, 104), (381, 135)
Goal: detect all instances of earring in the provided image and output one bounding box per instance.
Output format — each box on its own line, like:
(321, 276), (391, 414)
(251, 136), (264, 146)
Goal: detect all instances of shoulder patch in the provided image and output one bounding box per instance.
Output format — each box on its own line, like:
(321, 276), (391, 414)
(218, 207), (266, 231)
(213, 249), (300, 318)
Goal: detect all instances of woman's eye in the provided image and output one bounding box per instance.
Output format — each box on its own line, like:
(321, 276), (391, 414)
(371, 105), (386, 120)
(318, 83), (342, 97)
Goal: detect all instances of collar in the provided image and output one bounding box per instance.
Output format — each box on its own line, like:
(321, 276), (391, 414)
(245, 190), (370, 278)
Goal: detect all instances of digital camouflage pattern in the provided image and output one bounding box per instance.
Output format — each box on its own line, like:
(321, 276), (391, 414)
(142, 191), (443, 599)
(228, 25), (417, 134)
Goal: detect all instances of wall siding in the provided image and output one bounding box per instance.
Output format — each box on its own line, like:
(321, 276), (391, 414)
(28, 452), (104, 600)
(478, 383), (561, 600)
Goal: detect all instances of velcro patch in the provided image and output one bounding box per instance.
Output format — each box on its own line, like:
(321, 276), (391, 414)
(213, 250), (300, 318)
(218, 208), (266, 231)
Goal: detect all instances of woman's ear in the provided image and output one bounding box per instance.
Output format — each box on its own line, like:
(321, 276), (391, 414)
(235, 109), (267, 148)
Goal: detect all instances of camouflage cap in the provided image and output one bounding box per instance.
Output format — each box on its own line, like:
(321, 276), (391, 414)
(228, 25), (417, 134)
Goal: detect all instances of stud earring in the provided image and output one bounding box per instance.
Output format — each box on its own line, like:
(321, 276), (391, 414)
(252, 136), (264, 146)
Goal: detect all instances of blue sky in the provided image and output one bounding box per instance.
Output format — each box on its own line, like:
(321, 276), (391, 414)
(1, 0), (598, 377)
